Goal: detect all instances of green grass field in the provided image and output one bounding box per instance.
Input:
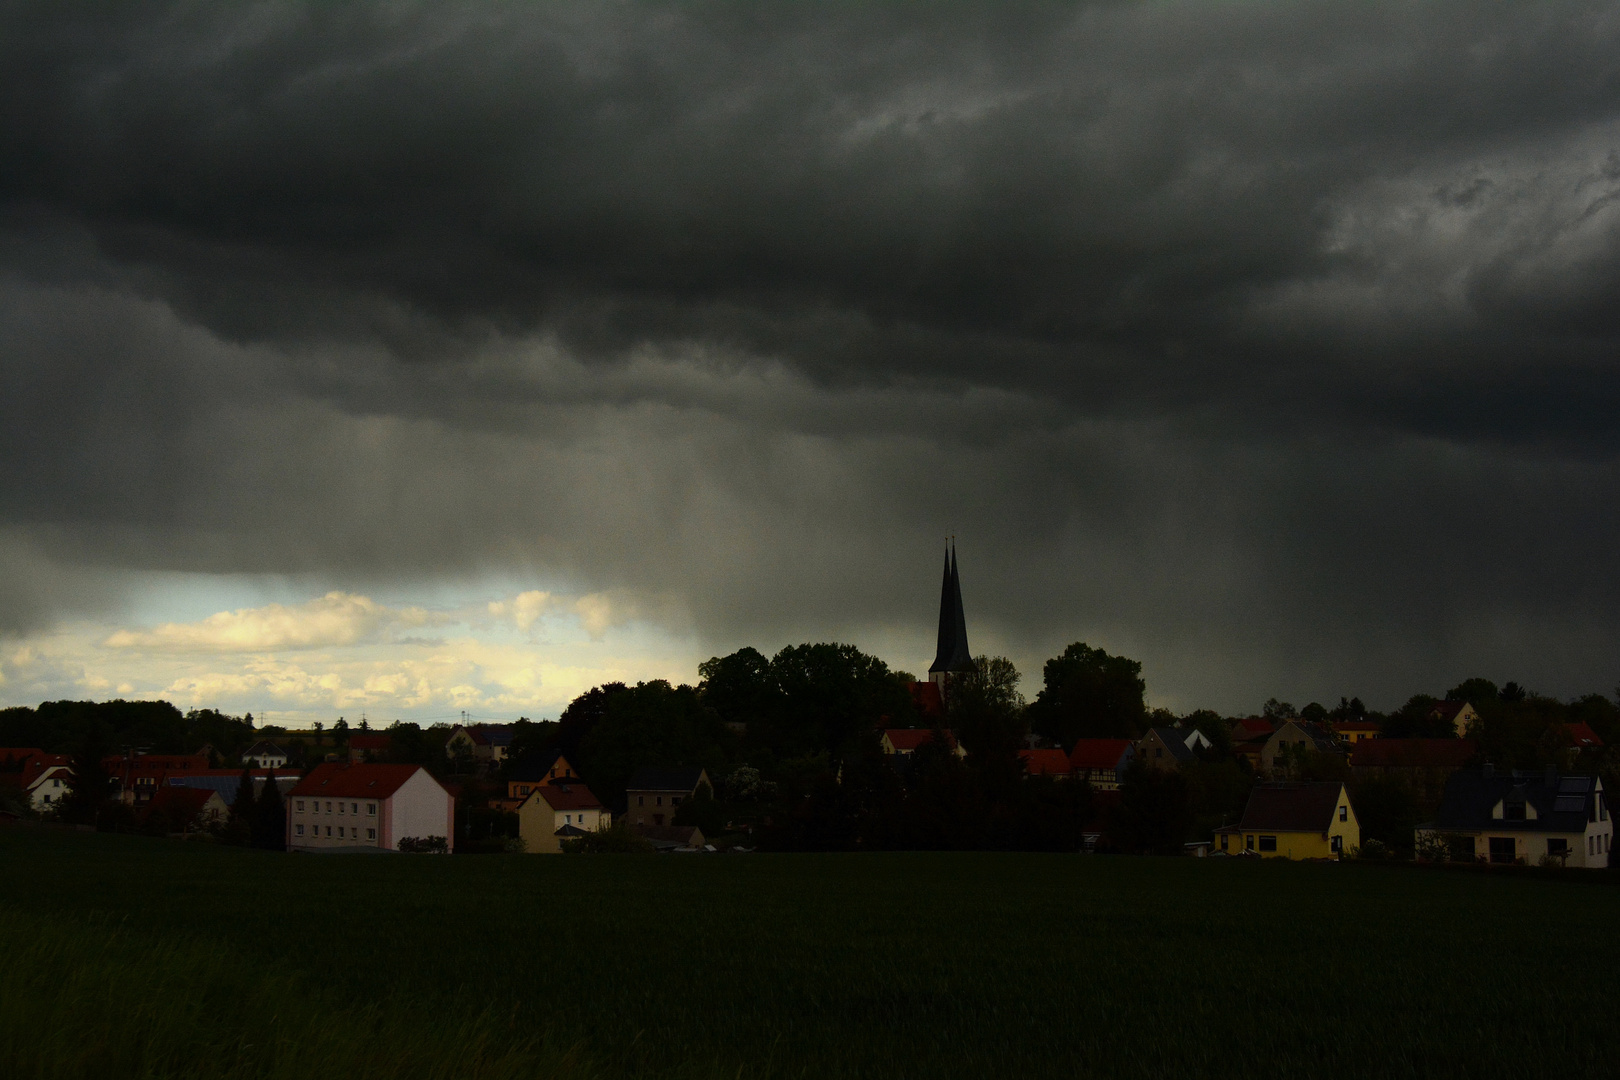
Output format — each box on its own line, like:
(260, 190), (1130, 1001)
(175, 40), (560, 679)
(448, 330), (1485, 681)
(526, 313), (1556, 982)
(1, 829), (1615, 1079)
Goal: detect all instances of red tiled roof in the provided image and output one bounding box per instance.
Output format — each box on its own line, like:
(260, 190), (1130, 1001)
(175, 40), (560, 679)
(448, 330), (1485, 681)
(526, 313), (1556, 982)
(1349, 738), (1478, 768)
(528, 783), (605, 811)
(20, 755), (72, 788)
(1068, 738), (1134, 771)
(906, 681), (945, 719)
(1018, 749), (1072, 777)
(0, 748), (45, 767)
(884, 729), (956, 751)
(289, 763), (431, 800)
(1564, 722), (1604, 749)
(1233, 717), (1275, 737)
(1239, 783), (1345, 832)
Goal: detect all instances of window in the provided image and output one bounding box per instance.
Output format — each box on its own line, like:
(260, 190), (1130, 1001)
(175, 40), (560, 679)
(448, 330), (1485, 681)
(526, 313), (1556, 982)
(338, 802), (345, 814)
(1339, 805), (1347, 822)
(656, 796), (663, 806)
(296, 800), (304, 812)
(637, 796), (644, 806)
(1219, 834), (1228, 851)
(352, 803), (358, 814)
(673, 796), (682, 806)
(367, 803), (376, 816)
(367, 828), (375, 840)
(565, 814), (572, 824)
(1489, 836), (1516, 864)
(1258, 836), (1277, 852)
(1245, 835), (1254, 851)
(296, 824), (304, 836)
(1547, 838), (1568, 855)
(326, 801), (332, 813)
(338, 827), (345, 838)
(1590, 836), (1595, 855)
(1331, 835), (1342, 853)
(325, 826), (332, 837)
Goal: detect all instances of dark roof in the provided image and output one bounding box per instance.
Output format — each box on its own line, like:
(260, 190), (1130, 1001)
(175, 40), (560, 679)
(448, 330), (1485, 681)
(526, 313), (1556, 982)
(1145, 727), (1196, 762)
(633, 824), (702, 847)
(1429, 701), (1471, 722)
(929, 545), (972, 674)
(508, 750), (573, 783)
(554, 824), (589, 837)
(1433, 769), (1603, 833)
(625, 766), (708, 793)
(243, 740), (287, 757)
(1239, 783), (1346, 833)
(526, 783), (604, 812)
(1351, 739), (1478, 769)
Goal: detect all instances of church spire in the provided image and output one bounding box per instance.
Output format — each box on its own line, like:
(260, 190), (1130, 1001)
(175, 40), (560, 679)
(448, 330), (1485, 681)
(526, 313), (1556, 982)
(929, 541), (972, 675)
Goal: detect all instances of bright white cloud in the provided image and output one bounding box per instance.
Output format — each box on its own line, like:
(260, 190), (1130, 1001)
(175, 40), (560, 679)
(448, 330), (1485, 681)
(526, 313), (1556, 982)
(102, 591), (436, 652)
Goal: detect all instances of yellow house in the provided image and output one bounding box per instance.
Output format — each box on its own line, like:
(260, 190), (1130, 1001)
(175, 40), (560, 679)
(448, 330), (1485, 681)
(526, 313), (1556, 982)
(515, 782), (609, 854)
(1215, 782), (1359, 859)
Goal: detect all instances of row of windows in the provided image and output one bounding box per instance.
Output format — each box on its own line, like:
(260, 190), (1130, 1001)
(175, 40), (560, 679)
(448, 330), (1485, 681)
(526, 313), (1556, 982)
(634, 795), (682, 807)
(294, 824), (377, 840)
(293, 800), (376, 816)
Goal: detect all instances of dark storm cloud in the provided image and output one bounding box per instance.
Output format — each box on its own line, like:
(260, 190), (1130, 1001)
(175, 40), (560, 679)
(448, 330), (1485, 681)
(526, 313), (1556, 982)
(4, 1), (1620, 710)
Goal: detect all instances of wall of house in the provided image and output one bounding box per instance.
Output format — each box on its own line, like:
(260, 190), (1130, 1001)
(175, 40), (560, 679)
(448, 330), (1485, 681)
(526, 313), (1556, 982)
(626, 789), (688, 827)
(288, 792), (384, 850)
(516, 796), (564, 853)
(387, 770), (454, 851)
(1136, 732), (1178, 772)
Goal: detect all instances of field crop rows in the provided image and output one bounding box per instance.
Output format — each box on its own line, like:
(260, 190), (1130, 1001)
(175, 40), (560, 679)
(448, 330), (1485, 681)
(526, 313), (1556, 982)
(1, 830), (1615, 1079)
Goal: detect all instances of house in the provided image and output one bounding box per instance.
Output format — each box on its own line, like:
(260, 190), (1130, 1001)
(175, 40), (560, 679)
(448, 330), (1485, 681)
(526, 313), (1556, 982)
(1331, 719), (1381, 746)
(286, 763), (455, 852)
(1067, 739), (1135, 791)
(167, 769), (298, 804)
(515, 782), (610, 854)
(1428, 700), (1482, 736)
(636, 824), (707, 851)
(1229, 717), (1275, 770)
(1136, 727), (1197, 772)
(1562, 722), (1605, 751)
(1349, 739), (1478, 803)
(348, 733), (393, 762)
(1018, 748), (1072, 778)
(241, 740), (289, 769)
(103, 753), (210, 805)
(141, 785), (230, 834)
(23, 758), (73, 811)
(625, 766), (711, 829)
(1259, 721), (1340, 776)
(1214, 782), (1359, 859)
(505, 750), (582, 803)
(1416, 768), (1611, 867)
(879, 729), (963, 758)
(444, 724), (514, 765)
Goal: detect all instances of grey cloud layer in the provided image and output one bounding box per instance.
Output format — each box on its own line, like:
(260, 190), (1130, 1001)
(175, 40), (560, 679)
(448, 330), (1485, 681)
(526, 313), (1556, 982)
(4, 2), (1620, 710)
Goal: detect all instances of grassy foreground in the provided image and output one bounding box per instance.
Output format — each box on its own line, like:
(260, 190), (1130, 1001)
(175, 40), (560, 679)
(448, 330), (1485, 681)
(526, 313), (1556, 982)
(1, 829), (1615, 1079)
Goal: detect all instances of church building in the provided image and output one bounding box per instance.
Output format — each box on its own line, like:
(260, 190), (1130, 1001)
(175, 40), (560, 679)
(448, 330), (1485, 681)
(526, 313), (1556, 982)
(928, 543), (974, 696)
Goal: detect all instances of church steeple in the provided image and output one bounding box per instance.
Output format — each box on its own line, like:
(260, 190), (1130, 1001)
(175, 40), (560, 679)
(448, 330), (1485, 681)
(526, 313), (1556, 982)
(929, 542), (972, 677)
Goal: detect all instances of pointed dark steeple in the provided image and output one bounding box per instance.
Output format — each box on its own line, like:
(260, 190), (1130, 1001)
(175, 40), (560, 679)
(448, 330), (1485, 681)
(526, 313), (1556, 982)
(929, 543), (972, 676)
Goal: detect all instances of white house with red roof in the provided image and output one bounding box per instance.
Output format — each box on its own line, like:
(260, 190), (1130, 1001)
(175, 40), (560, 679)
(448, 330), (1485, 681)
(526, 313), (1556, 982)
(287, 763), (454, 852)
(21, 754), (73, 811)
(880, 729), (963, 758)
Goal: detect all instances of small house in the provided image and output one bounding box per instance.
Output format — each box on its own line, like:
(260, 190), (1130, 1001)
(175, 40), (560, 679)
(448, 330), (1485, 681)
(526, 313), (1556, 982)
(1416, 768), (1611, 867)
(625, 766), (711, 829)
(241, 741), (290, 769)
(1260, 721), (1340, 776)
(1214, 782), (1359, 859)
(1136, 727), (1197, 772)
(515, 782), (610, 854)
(1067, 739), (1135, 791)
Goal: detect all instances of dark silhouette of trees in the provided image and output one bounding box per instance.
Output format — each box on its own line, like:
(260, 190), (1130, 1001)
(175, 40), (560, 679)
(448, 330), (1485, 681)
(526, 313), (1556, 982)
(1026, 642), (1146, 746)
(1106, 760), (1192, 855)
(253, 769), (285, 850)
(62, 723), (114, 825)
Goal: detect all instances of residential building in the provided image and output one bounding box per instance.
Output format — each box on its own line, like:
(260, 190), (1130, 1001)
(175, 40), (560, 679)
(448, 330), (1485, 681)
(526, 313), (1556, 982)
(1260, 721), (1340, 776)
(1349, 739), (1478, 804)
(1018, 748), (1072, 778)
(1214, 782), (1359, 859)
(1067, 739), (1135, 791)
(515, 782), (609, 853)
(1136, 727), (1202, 771)
(1331, 719), (1381, 746)
(1562, 722), (1605, 751)
(241, 740), (289, 769)
(103, 753), (210, 805)
(880, 729), (963, 758)
(1428, 700), (1482, 736)
(625, 766), (711, 829)
(1229, 717), (1275, 770)
(142, 785), (229, 833)
(505, 750), (581, 801)
(1416, 768), (1611, 868)
(22, 755), (73, 810)
(348, 733), (392, 762)
(286, 763), (455, 853)
(444, 724), (514, 765)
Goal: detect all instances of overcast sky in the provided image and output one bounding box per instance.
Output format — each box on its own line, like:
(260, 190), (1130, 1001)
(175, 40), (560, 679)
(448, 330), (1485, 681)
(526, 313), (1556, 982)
(4, 2), (1620, 724)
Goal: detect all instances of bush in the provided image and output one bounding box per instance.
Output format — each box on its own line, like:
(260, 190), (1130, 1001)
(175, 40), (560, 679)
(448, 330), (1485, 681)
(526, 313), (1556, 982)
(561, 820), (654, 854)
(1358, 838), (1391, 860)
(397, 836), (449, 854)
